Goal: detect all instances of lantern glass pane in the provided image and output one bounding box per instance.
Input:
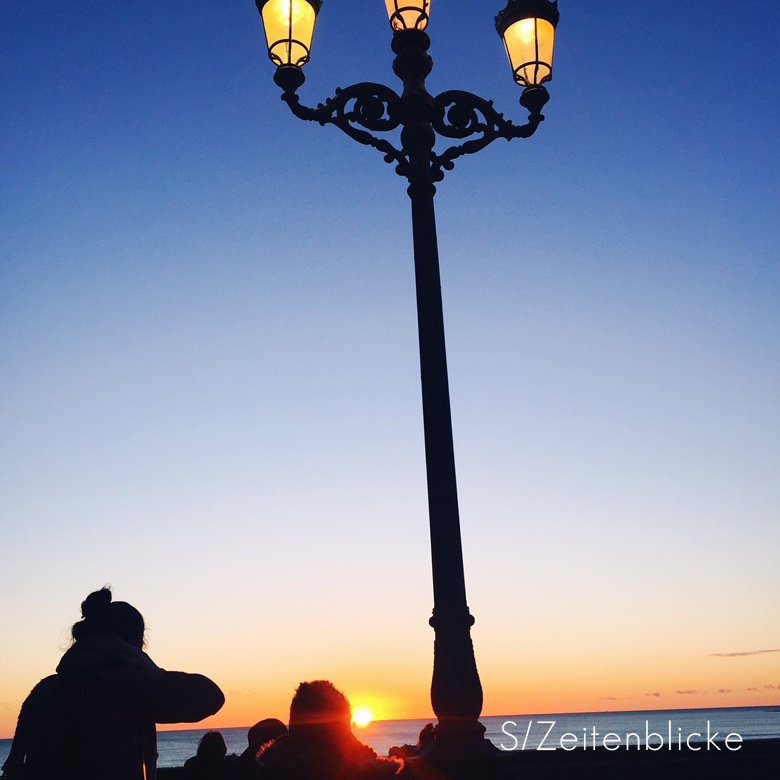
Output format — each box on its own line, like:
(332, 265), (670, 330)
(503, 17), (555, 86)
(384, 0), (431, 31)
(262, 0), (317, 67)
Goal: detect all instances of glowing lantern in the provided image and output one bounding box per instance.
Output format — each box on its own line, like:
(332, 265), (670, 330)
(385, 0), (431, 32)
(495, 0), (559, 87)
(257, 0), (322, 68)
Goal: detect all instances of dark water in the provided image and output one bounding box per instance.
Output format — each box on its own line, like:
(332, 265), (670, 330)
(2, 706), (778, 768)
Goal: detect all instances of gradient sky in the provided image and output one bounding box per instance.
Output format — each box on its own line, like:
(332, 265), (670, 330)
(1, 0), (779, 738)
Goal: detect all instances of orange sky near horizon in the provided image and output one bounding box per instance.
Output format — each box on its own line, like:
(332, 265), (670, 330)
(188, 677), (780, 738)
(3, 618), (778, 739)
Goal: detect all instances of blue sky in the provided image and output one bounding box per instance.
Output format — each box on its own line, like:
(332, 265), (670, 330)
(1, 0), (779, 733)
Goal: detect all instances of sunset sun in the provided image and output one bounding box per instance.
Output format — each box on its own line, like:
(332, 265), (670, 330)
(352, 706), (375, 727)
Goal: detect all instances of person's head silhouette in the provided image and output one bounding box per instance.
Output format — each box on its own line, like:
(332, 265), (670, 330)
(248, 718), (287, 751)
(197, 730), (228, 760)
(288, 680), (352, 746)
(71, 586), (145, 649)
(257, 681), (403, 777)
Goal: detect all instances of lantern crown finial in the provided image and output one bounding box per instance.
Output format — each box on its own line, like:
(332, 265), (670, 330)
(495, 0), (559, 37)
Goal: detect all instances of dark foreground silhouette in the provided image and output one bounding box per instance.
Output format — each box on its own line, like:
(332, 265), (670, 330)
(182, 731), (238, 780)
(234, 719), (288, 780)
(158, 735), (780, 780)
(1, 587), (224, 780)
(389, 723), (435, 759)
(254, 680), (403, 780)
(402, 735), (780, 779)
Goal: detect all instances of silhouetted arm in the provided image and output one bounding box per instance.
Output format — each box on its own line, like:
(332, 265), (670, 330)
(137, 669), (225, 724)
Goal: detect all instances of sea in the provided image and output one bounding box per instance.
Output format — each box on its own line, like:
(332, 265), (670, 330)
(1, 706), (778, 768)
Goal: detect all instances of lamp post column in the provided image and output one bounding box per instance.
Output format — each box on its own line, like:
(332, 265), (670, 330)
(393, 29), (493, 755)
(409, 177), (486, 743)
(255, 2), (559, 759)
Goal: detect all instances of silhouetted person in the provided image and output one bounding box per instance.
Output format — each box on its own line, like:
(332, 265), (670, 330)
(388, 722), (434, 759)
(183, 731), (238, 780)
(234, 719), (288, 779)
(256, 681), (402, 779)
(1, 586), (225, 780)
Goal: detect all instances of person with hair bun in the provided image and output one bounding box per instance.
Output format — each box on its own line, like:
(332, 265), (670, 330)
(1, 586), (225, 780)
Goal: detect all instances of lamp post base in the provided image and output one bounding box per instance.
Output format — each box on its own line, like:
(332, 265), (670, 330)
(423, 719), (503, 760)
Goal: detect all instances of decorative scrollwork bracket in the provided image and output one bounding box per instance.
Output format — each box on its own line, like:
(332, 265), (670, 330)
(279, 81), (411, 179)
(430, 87), (548, 182)
(275, 72), (548, 187)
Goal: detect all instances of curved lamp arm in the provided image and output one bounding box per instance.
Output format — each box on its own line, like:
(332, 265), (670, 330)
(278, 81), (410, 177)
(430, 87), (548, 180)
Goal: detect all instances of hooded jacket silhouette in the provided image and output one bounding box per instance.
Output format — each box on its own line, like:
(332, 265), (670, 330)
(2, 633), (224, 780)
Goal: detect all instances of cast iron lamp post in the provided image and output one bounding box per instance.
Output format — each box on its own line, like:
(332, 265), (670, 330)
(255, 0), (559, 759)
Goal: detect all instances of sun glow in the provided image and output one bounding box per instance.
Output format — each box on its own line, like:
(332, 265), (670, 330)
(351, 706), (375, 727)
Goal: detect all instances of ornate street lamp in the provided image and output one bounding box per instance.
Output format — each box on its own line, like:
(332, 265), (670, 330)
(257, 0), (321, 70)
(254, 0), (559, 760)
(496, 0), (559, 89)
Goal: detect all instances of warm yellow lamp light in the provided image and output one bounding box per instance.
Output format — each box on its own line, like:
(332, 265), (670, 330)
(495, 0), (559, 87)
(385, 0), (431, 32)
(257, 0), (321, 68)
